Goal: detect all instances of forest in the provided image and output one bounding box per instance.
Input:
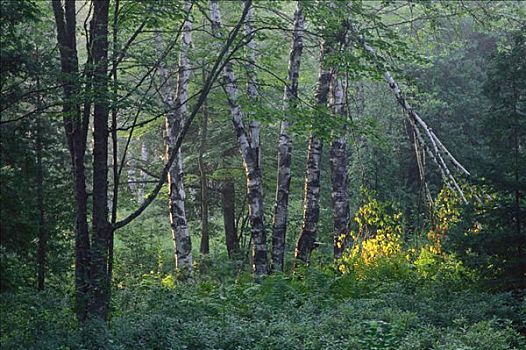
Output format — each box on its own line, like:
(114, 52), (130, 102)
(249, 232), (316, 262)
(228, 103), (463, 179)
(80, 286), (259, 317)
(0, 0), (525, 349)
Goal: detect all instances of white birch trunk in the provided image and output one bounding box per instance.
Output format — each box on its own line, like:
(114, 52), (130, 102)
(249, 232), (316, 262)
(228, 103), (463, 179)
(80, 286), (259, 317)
(210, 0), (268, 275)
(244, 4), (261, 168)
(329, 77), (350, 259)
(127, 157), (137, 195)
(295, 42), (332, 264)
(155, 1), (193, 272)
(271, 2), (304, 272)
(356, 35), (470, 203)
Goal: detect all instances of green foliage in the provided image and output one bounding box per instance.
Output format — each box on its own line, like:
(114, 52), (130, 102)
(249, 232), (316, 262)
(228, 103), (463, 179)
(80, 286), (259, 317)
(1, 1), (525, 349)
(2, 267), (524, 350)
(0, 247), (33, 292)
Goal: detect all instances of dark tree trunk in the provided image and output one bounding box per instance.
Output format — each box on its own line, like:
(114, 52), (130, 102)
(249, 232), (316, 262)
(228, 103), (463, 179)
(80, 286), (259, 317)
(271, 3), (304, 272)
(89, 0), (111, 320)
(222, 181), (240, 258)
(51, 0), (90, 322)
(199, 93), (210, 255)
(35, 116), (46, 291)
(295, 42), (332, 264)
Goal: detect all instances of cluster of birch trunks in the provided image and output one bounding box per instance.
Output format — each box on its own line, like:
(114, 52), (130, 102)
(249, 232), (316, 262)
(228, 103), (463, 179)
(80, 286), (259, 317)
(51, 0), (470, 322)
(153, 1), (470, 276)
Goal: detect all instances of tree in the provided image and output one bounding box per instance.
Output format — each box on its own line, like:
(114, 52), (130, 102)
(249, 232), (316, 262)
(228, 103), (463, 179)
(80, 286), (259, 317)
(475, 29), (526, 288)
(51, 0), (91, 321)
(155, 0), (194, 273)
(88, 0), (111, 320)
(329, 76), (350, 259)
(49, 0), (253, 321)
(271, 2), (305, 272)
(294, 17), (334, 264)
(210, 0), (268, 275)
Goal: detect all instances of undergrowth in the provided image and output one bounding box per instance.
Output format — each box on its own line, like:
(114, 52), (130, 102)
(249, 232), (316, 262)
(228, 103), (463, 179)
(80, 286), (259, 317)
(1, 263), (524, 350)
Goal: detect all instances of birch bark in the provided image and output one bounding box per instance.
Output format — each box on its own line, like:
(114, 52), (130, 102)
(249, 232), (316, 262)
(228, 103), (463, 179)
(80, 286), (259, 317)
(271, 3), (304, 272)
(210, 0), (268, 275)
(155, 1), (193, 272)
(127, 157), (137, 195)
(355, 34), (470, 203)
(295, 43), (332, 264)
(329, 78), (350, 259)
(244, 4), (260, 167)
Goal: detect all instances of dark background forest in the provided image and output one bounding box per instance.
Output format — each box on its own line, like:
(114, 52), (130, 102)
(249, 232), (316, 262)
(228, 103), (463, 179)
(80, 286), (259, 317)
(0, 0), (525, 349)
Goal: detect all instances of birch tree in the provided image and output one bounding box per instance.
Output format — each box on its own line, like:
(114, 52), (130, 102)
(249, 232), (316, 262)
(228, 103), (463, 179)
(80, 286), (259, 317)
(271, 2), (304, 272)
(295, 42), (332, 264)
(155, 0), (193, 273)
(329, 77), (350, 259)
(210, 0), (268, 275)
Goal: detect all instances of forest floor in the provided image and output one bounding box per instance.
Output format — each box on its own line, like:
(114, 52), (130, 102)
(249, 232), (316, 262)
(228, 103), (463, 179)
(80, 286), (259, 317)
(1, 264), (525, 350)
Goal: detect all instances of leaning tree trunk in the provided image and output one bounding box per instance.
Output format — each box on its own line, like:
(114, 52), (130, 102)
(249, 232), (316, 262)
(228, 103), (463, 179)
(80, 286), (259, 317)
(271, 3), (304, 272)
(295, 42), (332, 264)
(51, 0), (90, 322)
(210, 0), (268, 275)
(155, 1), (193, 272)
(89, 0), (112, 321)
(329, 77), (350, 259)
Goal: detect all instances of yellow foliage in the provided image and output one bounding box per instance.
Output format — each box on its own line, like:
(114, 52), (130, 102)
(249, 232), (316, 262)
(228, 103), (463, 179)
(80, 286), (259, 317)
(338, 197), (406, 279)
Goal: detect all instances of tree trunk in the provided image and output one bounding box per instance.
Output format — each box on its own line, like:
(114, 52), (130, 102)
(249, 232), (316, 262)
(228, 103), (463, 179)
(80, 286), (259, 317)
(271, 3), (304, 272)
(199, 68), (210, 255)
(35, 116), (46, 291)
(89, 0), (111, 320)
(210, 0), (268, 275)
(51, 0), (90, 322)
(329, 78), (350, 259)
(244, 3), (260, 167)
(155, 1), (193, 273)
(295, 43), (332, 264)
(222, 181), (240, 258)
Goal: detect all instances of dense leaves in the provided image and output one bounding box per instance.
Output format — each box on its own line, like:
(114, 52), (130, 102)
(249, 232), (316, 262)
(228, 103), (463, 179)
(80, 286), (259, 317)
(1, 0), (525, 348)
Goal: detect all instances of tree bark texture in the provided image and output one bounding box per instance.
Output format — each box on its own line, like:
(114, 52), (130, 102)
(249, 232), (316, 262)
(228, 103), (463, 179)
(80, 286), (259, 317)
(36, 116), (46, 291)
(295, 43), (332, 264)
(198, 81), (210, 255)
(244, 3), (261, 168)
(89, 0), (111, 320)
(155, 1), (193, 272)
(271, 3), (304, 272)
(329, 78), (350, 259)
(127, 157), (137, 194)
(51, 0), (90, 322)
(221, 181), (240, 258)
(210, 0), (268, 275)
